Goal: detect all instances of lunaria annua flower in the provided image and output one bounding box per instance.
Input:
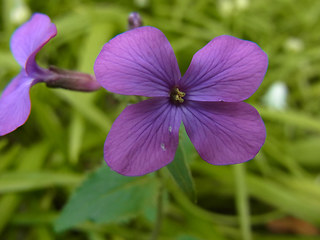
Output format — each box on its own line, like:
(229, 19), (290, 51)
(94, 27), (268, 176)
(0, 13), (100, 136)
(0, 13), (56, 136)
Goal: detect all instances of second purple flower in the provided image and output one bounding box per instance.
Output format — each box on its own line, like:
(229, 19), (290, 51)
(0, 13), (56, 136)
(94, 27), (268, 176)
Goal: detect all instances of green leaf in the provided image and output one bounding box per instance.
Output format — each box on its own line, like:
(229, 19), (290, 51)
(0, 172), (83, 193)
(167, 145), (196, 202)
(54, 90), (112, 131)
(179, 124), (197, 162)
(246, 174), (320, 225)
(68, 111), (85, 165)
(177, 235), (202, 240)
(257, 107), (320, 133)
(0, 145), (21, 172)
(78, 22), (114, 73)
(288, 137), (320, 167)
(54, 165), (158, 232)
(53, 12), (91, 46)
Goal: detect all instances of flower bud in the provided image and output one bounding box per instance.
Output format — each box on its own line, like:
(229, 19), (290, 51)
(128, 12), (143, 30)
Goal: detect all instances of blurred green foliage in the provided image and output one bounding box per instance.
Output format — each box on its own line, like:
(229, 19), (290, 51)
(1, 0), (320, 239)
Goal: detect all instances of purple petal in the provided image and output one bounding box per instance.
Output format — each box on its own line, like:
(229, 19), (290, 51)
(0, 72), (34, 136)
(181, 35), (268, 102)
(182, 101), (266, 165)
(10, 13), (57, 74)
(94, 26), (180, 97)
(104, 98), (181, 176)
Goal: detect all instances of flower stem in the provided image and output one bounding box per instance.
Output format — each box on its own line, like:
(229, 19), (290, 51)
(149, 174), (164, 240)
(233, 164), (252, 240)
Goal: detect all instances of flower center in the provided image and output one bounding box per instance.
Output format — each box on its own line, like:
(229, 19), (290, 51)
(170, 87), (186, 104)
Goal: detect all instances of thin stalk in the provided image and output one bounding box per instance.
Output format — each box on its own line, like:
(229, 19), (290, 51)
(149, 174), (164, 240)
(233, 164), (252, 240)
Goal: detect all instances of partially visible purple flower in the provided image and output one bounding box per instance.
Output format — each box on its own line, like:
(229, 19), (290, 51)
(94, 27), (268, 176)
(0, 13), (56, 136)
(0, 13), (100, 136)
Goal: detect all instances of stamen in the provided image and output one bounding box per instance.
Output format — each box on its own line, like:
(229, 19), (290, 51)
(170, 87), (186, 104)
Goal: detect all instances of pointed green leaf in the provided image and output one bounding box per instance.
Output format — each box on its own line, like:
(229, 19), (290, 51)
(167, 145), (196, 202)
(54, 165), (158, 232)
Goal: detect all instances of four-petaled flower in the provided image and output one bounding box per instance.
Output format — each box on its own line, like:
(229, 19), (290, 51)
(94, 27), (268, 176)
(0, 13), (56, 136)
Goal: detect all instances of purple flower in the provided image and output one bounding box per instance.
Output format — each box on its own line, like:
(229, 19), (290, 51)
(0, 13), (56, 136)
(94, 27), (268, 176)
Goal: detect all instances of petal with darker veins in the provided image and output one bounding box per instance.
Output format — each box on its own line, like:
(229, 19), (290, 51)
(104, 98), (182, 176)
(182, 101), (266, 165)
(94, 26), (181, 97)
(181, 35), (268, 102)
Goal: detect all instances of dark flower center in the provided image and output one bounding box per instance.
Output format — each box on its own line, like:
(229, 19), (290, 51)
(170, 87), (186, 104)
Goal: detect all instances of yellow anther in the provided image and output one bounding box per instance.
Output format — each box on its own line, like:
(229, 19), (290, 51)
(170, 87), (186, 104)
